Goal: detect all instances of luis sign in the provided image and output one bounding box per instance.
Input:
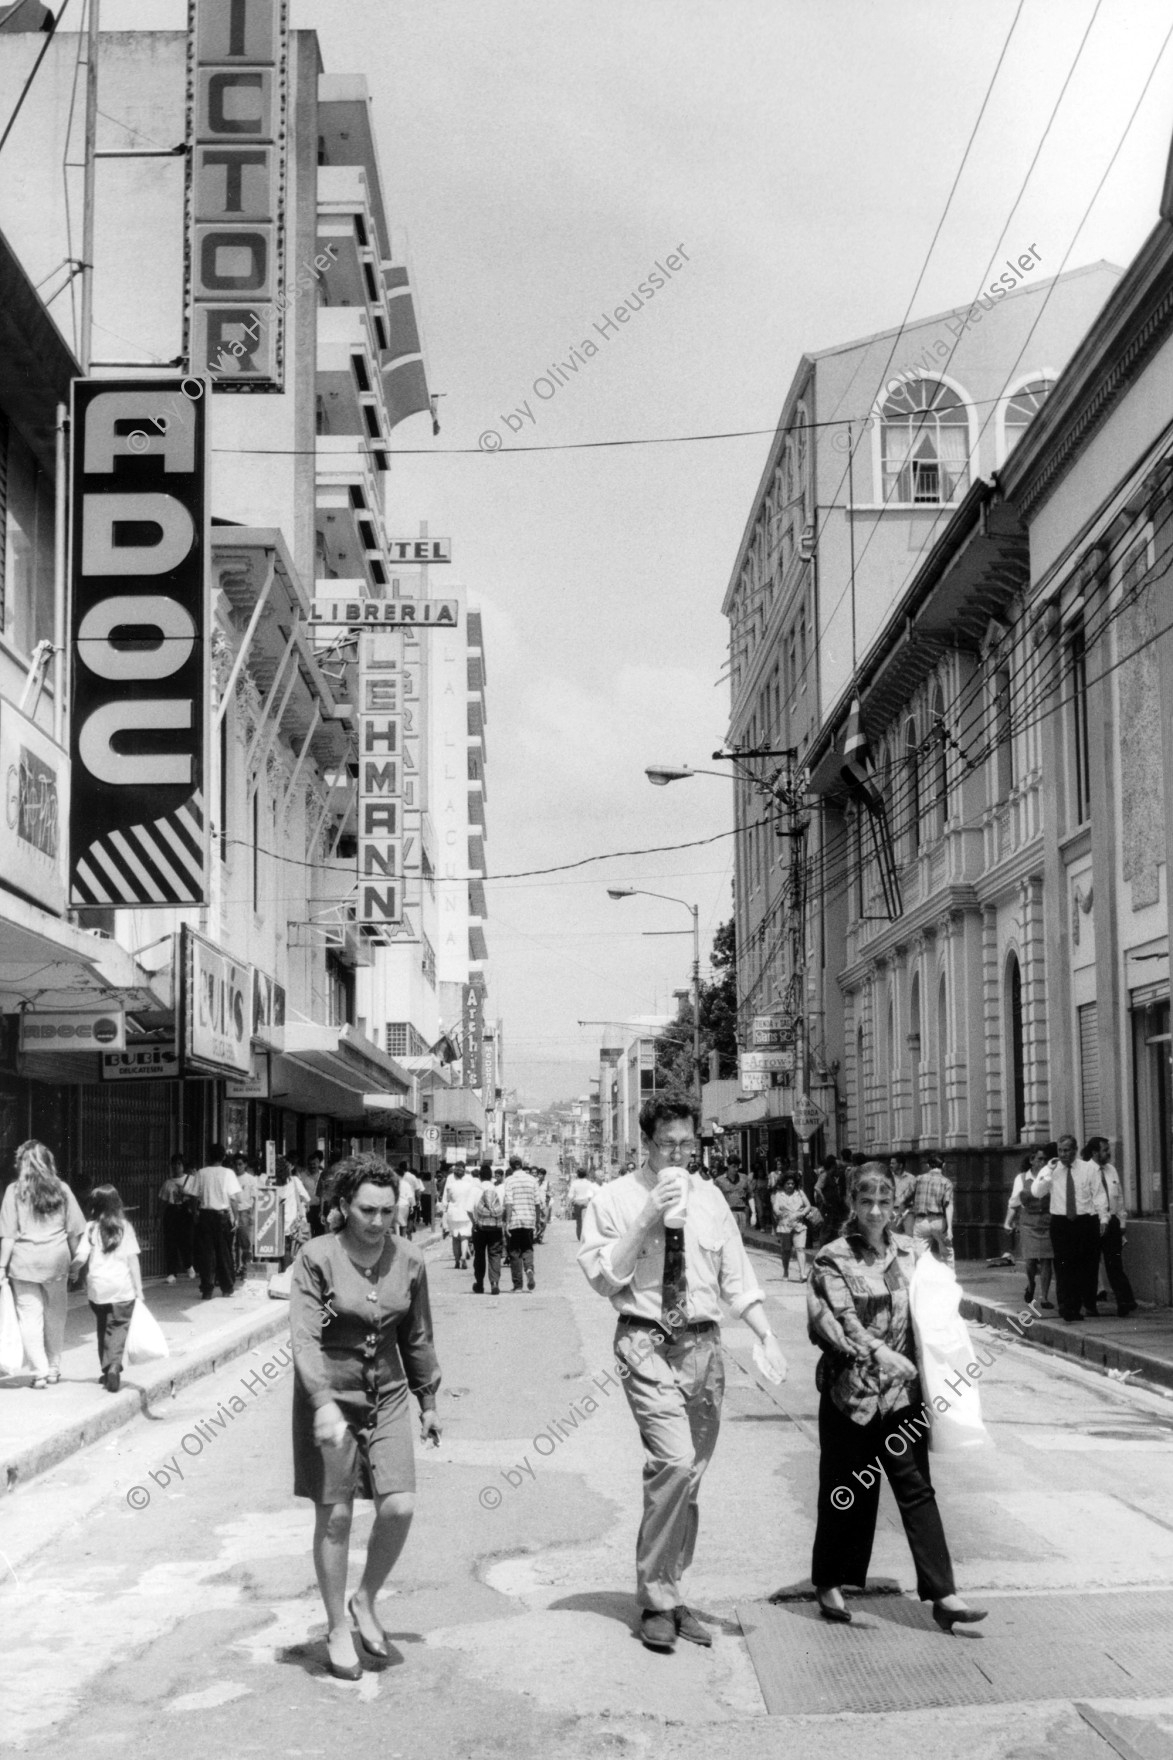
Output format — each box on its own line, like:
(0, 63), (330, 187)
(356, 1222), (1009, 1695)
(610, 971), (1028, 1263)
(180, 926), (253, 1076)
(69, 378), (209, 908)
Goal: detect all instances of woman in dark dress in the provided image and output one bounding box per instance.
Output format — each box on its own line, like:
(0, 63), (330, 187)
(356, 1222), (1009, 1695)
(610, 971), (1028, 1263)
(291, 1156), (442, 1679)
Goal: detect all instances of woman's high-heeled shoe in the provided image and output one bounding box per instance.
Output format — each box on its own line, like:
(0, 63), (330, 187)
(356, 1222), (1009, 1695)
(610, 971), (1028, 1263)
(932, 1601), (988, 1633)
(816, 1590), (853, 1624)
(348, 1594), (390, 1659)
(326, 1627), (362, 1681)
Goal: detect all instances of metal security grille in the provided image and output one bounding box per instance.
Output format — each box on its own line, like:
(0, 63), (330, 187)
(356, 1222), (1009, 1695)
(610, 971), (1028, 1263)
(79, 1084), (177, 1279)
(1079, 1001), (1101, 1139)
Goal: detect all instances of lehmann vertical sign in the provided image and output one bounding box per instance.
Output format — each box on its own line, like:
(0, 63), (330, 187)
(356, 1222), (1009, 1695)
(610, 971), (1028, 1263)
(187, 0), (289, 390)
(70, 380), (210, 907)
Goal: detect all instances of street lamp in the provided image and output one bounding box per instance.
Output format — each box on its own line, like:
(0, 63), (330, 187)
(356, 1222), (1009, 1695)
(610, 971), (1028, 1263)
(606, 888), (702, 1116)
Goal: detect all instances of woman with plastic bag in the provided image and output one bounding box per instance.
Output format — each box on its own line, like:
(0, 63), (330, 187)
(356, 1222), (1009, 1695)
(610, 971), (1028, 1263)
(801, 1163), (986, 1632)
(0, 1140), (86, 1388)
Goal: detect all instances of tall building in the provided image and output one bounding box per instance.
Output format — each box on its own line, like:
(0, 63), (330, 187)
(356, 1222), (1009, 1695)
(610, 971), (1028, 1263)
(722, 262), (1120, 1200)
(0, 9), (495, 1257)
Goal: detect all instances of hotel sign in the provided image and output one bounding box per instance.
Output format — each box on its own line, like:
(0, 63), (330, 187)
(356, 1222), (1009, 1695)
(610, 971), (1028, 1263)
(385, 539), (451, 562)
(186, 0), (289, 390)
(69, 378), (209, 908)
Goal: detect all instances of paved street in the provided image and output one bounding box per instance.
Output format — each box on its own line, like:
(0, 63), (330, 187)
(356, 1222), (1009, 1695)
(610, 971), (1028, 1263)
(3, 1220), (1173, 1759)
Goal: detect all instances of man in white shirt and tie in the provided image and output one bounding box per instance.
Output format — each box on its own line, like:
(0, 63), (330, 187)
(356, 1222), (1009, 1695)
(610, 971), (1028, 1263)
(578, 1097), (787, 1654)
(1031, 1133), (1109, 1323)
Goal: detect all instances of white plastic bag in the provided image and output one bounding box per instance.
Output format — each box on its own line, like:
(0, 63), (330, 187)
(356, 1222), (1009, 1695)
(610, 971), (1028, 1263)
(125, 1298), (169, 1364)
(0, 1280), (23, 1376)
(908, 1251), (990, 1453)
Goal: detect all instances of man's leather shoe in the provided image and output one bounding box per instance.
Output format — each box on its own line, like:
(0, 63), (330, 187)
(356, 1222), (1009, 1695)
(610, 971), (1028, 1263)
(674, 1605), (712, 1647)
(639, 1610), (677, 1652)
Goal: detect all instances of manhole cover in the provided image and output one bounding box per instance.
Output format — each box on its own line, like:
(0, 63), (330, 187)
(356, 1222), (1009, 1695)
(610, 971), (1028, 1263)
(737, 1590), (1173, 1714)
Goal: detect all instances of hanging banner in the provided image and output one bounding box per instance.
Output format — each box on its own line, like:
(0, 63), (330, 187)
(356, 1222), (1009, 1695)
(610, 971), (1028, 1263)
(462, 983), (484, 1089)
(69, 377), (210, 908)
(180, 925), (253, 1076)
(0, 700), (69, 917)
(186, 0), (290, 390)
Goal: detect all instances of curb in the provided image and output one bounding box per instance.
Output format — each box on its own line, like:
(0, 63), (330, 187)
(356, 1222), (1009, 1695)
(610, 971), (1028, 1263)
(1, 1301), (291, 1497)
(958, 1295), (1173, 1394)
(742, 1230), (1173, 1394)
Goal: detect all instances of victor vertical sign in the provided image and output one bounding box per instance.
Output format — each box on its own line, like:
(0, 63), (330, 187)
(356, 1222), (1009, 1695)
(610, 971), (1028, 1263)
(187, 0), (289, 390)
(70, 379), (210, 907)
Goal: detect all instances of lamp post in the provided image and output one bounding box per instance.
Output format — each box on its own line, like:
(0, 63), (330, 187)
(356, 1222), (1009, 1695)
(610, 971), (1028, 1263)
(606, 888), (702, 1117)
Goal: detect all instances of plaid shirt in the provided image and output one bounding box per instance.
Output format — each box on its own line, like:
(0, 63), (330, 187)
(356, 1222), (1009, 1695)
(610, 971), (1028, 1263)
(808, 1227), (924, 1423)
(911, 1169), (952, 1217)
(503, 1170), (540, 1231)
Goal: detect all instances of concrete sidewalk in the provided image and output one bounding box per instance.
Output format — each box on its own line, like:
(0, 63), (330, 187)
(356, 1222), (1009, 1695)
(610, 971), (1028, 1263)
(0, 1221), (449, 1496)
(743, 1226), (1173, 1394)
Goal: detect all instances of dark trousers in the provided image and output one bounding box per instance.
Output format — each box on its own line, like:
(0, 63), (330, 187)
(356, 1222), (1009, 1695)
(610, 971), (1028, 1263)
(1100, 1215), (1135, 1314)
(508, 1226), (535, 1288)
(812, 1390), (956, 1602)
(161, 1205), (194, 1276)
(195, 1209), (236, 1297)
(472, 1226), (504, 1292)
(573, 1204), (587, 1240)
(1050, 1213), (1101, 1319)
(90, 1299), (135, 1375)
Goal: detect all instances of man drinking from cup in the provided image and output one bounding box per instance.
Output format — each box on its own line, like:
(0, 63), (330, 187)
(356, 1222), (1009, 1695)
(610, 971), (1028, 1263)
(578, 1096), (788, 1654)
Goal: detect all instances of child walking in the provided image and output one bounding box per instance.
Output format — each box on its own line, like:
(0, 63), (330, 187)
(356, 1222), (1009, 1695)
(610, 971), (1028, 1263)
(75, 1185), (142, 1392)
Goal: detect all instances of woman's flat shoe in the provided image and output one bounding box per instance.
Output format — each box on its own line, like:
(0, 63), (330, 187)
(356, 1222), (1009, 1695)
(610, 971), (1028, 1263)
(348, 1595), (390, 1659)
(326, 1630), (362, 1681)
(31, 1377), (47, 1390)
(933, 1602), (988, 1633)
(816, 1595), (852, 1623)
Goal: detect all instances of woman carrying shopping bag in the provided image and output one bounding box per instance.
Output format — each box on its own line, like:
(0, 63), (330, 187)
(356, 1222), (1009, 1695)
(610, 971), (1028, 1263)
(0, 1140), (86, 1388)
(800, 1163), (986, 1632)
(73, 1186), (143, 1392)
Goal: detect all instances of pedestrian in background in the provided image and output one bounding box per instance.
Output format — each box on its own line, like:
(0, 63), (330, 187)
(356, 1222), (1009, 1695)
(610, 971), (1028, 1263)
(1084, 1136), (1136, 1318)
(771, 1173), (812, 1280)
(578, 1096), (787, 1654)
(0, 1140), (86, 1388)
(569, 1168), (595, 1240)
(158, 1153), (196, 1284)
(442, 1163), (479, 1269)
(74, 1184), (142, 1393)
(290, 1157), (441, 1680)
(803, 1163), (985, 1632)
(234, 1153), (259, 1282)
(1004, 1145), (1055, 1309)
(304, 1151), (327, 1238)
(395, 1164), (420, 1240)
(503, 1153), (541, 1290)
(470, 1162), (505, 1295)
(814, 1155), (849, 1246)
(909, 1152), (955, 1266)
(889, 1155), (916, 1235)
(184, 1145), (241, 1300)
(716, 1163), (749, 1234)
(1031, 1135), (1108, 1322)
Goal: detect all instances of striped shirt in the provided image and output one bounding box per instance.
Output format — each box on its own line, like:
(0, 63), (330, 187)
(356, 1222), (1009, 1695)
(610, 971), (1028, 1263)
(503, 1170), (540, 1231)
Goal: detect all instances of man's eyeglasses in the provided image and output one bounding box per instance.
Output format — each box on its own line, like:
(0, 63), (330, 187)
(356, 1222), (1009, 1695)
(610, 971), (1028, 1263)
(652, 1138), (697, 1157)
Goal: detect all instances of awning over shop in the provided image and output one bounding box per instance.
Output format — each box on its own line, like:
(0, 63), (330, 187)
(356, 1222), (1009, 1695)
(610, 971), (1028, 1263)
(273, 1023), (413, 1125)
(716, 1089), (793, 1129)
(431, 1086), (485, 1131)
(1, 889), (168, 1018)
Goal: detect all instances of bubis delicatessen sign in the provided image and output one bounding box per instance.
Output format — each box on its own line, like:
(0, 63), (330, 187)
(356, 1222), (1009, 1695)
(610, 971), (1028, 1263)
(179, 926), (253, 1077)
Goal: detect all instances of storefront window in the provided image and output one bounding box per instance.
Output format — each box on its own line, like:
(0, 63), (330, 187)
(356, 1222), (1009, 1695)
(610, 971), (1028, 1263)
(1131, 996), (1170, 1214)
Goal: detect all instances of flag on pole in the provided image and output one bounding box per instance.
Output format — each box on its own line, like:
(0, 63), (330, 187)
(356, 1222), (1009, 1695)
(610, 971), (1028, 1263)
(841, 697), (880, 807)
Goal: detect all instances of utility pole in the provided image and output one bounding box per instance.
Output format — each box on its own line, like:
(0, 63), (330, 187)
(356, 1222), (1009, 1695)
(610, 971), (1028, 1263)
(690, 902), (702, 1121)
(79, 0), (100, 372)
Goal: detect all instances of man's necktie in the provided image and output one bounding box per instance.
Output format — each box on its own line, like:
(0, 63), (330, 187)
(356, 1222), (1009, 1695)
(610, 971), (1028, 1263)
(1065, 1166), (1077, 1218)
(662, 1226), (688, 1334)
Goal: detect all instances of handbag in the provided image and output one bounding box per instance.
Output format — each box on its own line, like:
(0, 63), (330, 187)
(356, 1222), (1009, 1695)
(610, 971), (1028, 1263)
(908, 1250), (990, 1452)
(125, 1297), (170, 1365)
(0, 1280), (23, 1376)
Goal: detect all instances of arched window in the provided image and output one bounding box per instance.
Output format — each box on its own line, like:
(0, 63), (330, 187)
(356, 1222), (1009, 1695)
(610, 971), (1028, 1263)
(1006, 951), (1026, 1141)
(904, 720), (920, 856)
(1002, 377), (1053, 459)
(881, 379), (969, 504)
(931, 683), (948, 833)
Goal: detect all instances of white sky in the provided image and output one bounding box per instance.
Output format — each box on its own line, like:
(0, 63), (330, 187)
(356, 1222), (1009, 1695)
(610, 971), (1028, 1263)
(105, 0), (1173, 1103)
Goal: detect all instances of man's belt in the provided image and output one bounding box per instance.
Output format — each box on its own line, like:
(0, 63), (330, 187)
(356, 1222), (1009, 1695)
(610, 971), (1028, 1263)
(914, 1211), (946, 1219)
(615, 1314), (718, 1334)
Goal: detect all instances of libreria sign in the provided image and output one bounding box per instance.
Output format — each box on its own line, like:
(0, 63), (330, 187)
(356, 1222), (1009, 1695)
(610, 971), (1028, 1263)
(69, 379), (210, 909)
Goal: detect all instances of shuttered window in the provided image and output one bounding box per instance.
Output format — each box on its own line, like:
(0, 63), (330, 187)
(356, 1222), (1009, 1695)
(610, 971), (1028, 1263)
(1079, 1002), (1101, 1139)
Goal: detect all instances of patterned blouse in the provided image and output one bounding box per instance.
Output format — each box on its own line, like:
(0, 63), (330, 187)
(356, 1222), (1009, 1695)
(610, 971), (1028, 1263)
(807, 1225), (926, 1424)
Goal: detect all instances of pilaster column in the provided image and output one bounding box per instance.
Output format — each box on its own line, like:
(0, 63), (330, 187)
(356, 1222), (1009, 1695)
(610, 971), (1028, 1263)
(982, 904), (1003, 1144)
